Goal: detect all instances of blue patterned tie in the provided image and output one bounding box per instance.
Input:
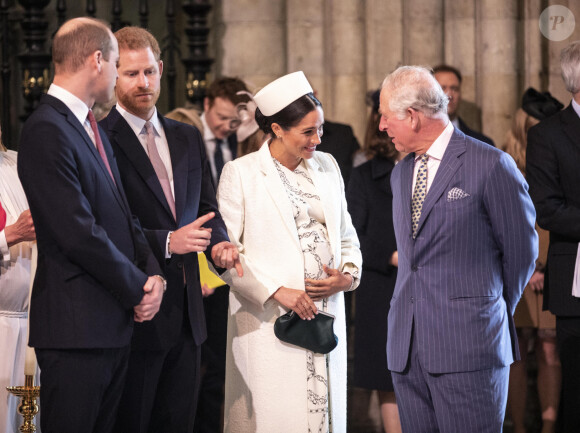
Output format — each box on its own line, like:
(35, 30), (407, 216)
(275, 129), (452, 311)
(411, 154), (429, 239)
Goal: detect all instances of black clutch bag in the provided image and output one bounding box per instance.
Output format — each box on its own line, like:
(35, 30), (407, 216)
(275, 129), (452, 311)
(274, 310), (338, 354)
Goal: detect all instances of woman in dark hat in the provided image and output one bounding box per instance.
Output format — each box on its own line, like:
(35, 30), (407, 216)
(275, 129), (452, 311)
(502, 88), (563, 433)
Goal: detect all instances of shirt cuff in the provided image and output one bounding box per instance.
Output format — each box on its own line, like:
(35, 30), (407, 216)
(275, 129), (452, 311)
(165, 231), (172, 258)
(341, 262), (360, 291)
(0, 229), (10, 262)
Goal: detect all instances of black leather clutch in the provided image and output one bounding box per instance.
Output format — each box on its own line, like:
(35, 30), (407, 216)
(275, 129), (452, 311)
(274, 310), (338, 354)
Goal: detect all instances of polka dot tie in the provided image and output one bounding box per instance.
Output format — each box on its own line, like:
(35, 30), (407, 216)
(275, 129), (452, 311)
(411, 154), (429, 239)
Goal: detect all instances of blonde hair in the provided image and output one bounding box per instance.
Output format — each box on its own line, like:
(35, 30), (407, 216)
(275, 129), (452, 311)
(501, 108), (539, 175)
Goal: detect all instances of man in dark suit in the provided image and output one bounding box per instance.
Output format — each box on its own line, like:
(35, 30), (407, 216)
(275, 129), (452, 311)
(318, 120), (360, 186)
(99, 27), (241, 433)
(433, 64), (495, 147)
(526, 41), (580, 433)
(17, 18), (165, 433)
(382, 66), (537, 432)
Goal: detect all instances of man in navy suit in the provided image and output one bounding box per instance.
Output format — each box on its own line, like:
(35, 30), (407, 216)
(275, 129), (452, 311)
(17, 18), (165, 433)
(526, 41), (580, 433)
(381, 66), (537, 432)
(99, 27), (241, 433)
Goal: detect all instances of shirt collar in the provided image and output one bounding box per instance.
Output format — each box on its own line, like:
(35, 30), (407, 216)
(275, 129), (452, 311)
(571, 98), (580, 119)
(200, 112), (217, 143)
(415, 121), (454, 162)
(47, 84), (90, 126)
(116, 104), (161, 137)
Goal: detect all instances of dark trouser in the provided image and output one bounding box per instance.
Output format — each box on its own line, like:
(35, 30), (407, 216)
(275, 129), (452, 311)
(194, 285), (229, 433)
(113, 322), (201, 433)
(556, 316), (580, 433)
(36, 346), (130, 433)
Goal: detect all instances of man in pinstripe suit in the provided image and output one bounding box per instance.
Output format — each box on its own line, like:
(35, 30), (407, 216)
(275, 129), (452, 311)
(380, 66), (537, 433)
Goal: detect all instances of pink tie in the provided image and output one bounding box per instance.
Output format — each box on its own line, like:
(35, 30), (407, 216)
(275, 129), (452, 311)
(87, 110), (115, 184)
(144, 121), (176, 221)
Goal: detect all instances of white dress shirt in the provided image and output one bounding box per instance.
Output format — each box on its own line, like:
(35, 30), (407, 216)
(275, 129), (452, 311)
(411, 121), (454, 195)
(116, 105), (175, 198)
(201, 113), (233, 184)
(47, 83), (97, 147)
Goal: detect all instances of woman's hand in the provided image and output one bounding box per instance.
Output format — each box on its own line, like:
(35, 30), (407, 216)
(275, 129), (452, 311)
(272, 286), (317, 320)
(305, 265), (352, 301)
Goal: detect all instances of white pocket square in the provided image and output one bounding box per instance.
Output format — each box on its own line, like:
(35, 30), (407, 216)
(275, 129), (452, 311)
(447, 187), (470, 202)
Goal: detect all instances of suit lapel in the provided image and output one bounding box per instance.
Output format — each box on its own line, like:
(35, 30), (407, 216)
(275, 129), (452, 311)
(257, 143), (301, 249)
(160, 114), (186, 225)
(108, 107), (176, 222)
(415, 130), (466, 236)
(562, 104), (580, 147)
(399, 154), (415, 236)
(46, 96), (127, 212)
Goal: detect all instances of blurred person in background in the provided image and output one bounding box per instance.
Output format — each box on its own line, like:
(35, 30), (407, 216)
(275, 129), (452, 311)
(502, 88), (562, 433)
(347, 89), (403, 433)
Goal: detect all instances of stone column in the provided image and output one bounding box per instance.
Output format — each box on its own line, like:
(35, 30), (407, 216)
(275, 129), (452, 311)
(444, 0), (477, 105)
(546, 0), (580, 103)
(218, 0), (286, 91)
(521, 0), (544, 92)
(286, 0), (325, 98)
(365, 0), (403, 91)
(477, 0), (518, 146)
(403, 0), (443, 66)
(322, 0), (366, 140)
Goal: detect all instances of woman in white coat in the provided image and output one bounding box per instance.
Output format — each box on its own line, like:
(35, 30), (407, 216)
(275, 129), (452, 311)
(217, 71), (362, 433)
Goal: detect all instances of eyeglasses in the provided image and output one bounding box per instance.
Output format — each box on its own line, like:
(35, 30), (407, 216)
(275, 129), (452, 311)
(228, 117), (242, 130)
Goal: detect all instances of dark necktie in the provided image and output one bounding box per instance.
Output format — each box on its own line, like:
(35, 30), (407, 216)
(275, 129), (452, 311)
(214, 138), (225, 180)
(87, 109), (115, 184)
(411, 154), (429, 239)
(144, 121), (176, 221)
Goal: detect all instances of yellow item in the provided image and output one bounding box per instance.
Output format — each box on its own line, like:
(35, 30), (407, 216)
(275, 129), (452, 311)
(198, 252), (225, 289)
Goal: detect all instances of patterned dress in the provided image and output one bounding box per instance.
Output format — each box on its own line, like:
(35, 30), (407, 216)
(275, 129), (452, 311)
(273, 157), (333, 433)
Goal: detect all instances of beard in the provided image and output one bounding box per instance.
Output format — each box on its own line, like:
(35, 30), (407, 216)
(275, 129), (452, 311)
(116, 86), (160, 119)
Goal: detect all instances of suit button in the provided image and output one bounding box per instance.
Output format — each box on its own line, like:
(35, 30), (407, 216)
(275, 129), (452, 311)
(177, 262), (183, 269)
(410, 297), (415, 303)
(411, 265), (418, 272)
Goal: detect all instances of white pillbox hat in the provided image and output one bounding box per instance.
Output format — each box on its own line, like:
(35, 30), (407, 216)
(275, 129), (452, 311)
(253, 71), (313, 116)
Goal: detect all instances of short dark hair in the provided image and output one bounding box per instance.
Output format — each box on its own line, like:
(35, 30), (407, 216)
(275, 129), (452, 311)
(53, 18), (113, 73)
(255, 93), (322, 135)
(206, 77), (250, 106)
(114, 26), (161, 61)
(432, 64), (462, 83)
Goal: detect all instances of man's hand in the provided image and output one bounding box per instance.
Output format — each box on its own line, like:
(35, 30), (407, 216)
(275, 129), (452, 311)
(211, 241), (243, 277)
(169, 212), (214, 254)
(5, 209), (35, 247)
(134, 276), (164, 322)
(528, 270), (544, 293)
(305, 265), (352, 301)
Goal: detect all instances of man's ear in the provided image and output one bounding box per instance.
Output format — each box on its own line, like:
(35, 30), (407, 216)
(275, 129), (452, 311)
(409, 108), (421, 131)
(94, 51), (103, 73)
(158, 60), (164, 78)
(203, 97), (211, 113)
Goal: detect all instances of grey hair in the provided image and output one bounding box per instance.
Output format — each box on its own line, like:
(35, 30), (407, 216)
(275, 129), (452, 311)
(381, 66), (449, 120)
(561, 41), (580, 94)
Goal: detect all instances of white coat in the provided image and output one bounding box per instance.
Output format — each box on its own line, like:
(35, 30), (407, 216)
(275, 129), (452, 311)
(217, 142), (362, 433)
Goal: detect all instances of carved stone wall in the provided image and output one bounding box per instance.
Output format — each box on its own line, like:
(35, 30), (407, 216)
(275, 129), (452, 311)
(215, 0), (580, 147)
